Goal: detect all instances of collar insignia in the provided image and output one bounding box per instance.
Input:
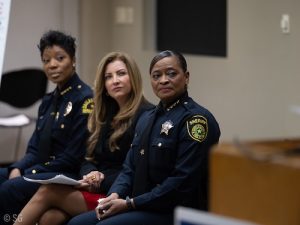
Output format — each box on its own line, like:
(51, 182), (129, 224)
(64, 102), (72, 116)
(60, 86), (72, 95)
(166, 100), (180, 111)
(160, 120), (174, 135)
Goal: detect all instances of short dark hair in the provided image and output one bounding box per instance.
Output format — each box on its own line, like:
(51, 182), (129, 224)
(38, 30), (76, 58)
(149, 50), (187, 73)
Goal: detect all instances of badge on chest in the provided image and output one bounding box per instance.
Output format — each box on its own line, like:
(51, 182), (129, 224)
(160, 120), (174, 135)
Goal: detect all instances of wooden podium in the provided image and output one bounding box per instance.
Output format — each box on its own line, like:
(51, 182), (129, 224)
(209, 139), (300, 225)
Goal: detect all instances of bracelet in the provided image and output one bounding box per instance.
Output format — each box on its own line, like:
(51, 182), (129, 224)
(125, 196), (134, 210)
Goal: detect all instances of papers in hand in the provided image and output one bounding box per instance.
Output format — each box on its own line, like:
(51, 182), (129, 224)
(0, 114), (30, 126)
(23, 174), (81, 186)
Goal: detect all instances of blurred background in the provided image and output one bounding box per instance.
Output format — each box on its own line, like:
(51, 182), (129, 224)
(1, 0), (300, 163)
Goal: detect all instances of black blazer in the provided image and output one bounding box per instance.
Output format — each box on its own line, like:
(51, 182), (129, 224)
(79, 100), (154, 193)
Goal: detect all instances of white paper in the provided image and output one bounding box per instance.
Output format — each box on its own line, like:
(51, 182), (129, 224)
(0, 114), (30, 126)
(23, 174), (81, 186)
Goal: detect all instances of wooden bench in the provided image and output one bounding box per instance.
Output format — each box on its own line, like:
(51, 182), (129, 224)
(209, 138), (300, 225)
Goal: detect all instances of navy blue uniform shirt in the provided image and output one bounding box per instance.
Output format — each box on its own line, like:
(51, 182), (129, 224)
(109, 92), (220, 212)
(10, 73), (93, 175)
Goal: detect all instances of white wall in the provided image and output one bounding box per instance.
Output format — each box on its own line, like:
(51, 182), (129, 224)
(79, 0), (111, 85)
(2, 0), (300, 162)
(80, 0), (300, 142)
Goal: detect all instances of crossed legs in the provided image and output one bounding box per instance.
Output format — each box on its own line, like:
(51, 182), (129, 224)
(13, 184), (88, 225)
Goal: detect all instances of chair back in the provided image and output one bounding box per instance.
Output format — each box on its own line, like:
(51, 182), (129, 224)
(0, 68), (48, 108)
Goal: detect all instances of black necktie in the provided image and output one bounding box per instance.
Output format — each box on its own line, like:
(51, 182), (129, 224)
(38, 91), (59, 162)
(132, 107), (158, 197)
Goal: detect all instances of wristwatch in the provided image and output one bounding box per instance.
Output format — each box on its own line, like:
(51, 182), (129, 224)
(126, 196), (134, 210)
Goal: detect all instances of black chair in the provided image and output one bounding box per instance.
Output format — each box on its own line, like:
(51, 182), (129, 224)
(0, 68), (48, 163)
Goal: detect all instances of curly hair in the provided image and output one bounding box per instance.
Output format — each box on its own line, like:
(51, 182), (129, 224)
(38, 30), (76, 59)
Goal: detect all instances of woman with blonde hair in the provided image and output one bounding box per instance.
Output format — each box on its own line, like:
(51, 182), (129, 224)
(13, 51), (153, 225)
(67, 50), (220, 225)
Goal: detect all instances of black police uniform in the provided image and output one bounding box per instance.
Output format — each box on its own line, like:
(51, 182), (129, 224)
(107, 92), (221, 225)
(0, 73), (93, 222)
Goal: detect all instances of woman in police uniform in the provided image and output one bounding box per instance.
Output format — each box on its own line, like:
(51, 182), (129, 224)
(13, 52), (153, 225)
(67, 50), (221, 225)
(0, 30), (93, 221)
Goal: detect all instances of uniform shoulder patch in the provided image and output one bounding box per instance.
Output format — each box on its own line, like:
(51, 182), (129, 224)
(82, 98), (94, 114)
(186, 115), (208, 142)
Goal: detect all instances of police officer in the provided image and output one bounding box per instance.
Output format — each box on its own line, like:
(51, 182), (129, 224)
(67, 50), (220, 225)
(0, 30), (93, 222)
